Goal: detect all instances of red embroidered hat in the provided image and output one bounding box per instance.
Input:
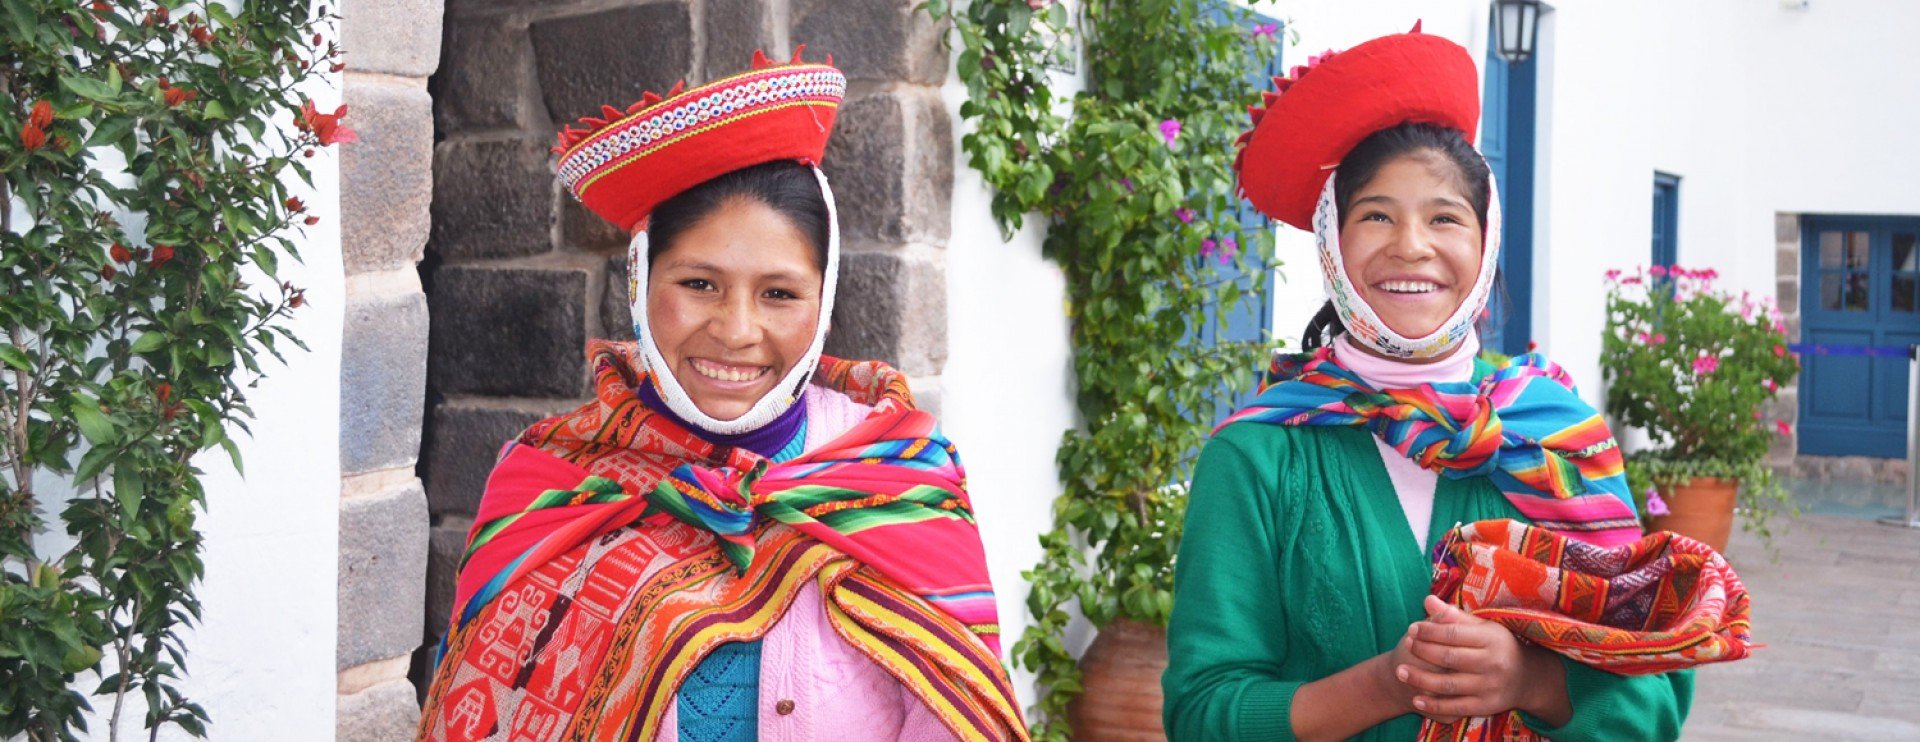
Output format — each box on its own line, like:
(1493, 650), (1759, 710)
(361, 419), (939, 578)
(1234, 23), (1480, 231)
(554, 48), (846, 233)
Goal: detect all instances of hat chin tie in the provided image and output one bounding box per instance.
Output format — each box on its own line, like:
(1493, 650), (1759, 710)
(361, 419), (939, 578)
(1314, 166), (1503, 361)
(630, 165), (842, 436)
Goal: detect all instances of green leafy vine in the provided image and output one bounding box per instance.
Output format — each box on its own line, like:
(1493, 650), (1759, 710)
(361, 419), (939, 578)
(926, 0), (1283, 736)
(1, 0), (338, 737)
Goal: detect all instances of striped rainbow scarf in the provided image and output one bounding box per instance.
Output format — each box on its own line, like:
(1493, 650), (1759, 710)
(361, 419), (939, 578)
(644, 410), (1003, 647)
(1218, 348), (1644, 546)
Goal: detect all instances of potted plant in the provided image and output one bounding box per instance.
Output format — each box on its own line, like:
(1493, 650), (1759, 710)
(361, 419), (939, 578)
(1600, 265), (1801, 551)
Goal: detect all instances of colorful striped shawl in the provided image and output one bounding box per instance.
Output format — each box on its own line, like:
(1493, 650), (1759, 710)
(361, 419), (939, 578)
(1217, 349), (1644, 546)
(419, 341), (1025, 741)
(645, 411), (1003, 646)
(1417, 519), (1755, 741)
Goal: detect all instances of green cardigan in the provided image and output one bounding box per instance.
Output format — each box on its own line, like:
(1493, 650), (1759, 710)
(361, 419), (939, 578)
(1162, 423), (1693, 741)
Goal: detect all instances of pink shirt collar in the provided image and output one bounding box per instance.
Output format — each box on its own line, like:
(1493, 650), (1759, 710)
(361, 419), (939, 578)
(1332, 331), (1480, 390)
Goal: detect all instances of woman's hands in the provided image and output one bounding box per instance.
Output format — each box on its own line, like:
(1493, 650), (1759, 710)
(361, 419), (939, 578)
(1393, 596), (1573, 727)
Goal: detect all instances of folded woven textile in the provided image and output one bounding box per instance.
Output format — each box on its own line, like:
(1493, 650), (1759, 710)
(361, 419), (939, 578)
(1416, 519), (1755, 741)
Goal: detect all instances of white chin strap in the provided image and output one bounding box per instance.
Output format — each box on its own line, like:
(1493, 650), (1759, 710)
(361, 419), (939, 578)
(628, 164), (841, 435)
(1313, 165), (1503, 360)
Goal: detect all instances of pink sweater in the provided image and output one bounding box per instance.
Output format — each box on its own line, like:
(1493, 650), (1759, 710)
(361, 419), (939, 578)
(1331, 333), (1480, 552)
(654, 388), (961, 741)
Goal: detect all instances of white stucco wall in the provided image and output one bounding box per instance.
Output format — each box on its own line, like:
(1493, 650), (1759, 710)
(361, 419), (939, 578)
(1260, 0), (1920, 404)
(65, 67), (344, 742)
(157, 140), (341, 739)
(940, 45), (1083, 708)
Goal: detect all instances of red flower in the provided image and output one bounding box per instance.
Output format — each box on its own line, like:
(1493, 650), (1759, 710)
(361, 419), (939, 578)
(20, 123), (45, 151)
(109, 243), (131, 262)
(190, 25), (213, 47)
(285, 196), (305, 212)
(101, 263), (117, 280)
(289, 289), (306, 309)
(28, 100), (53, 130)
(298, 101), (357, 145)
(163, 86), (193, 107)
(155, 383), (171, 402)
(329, 62), (345, 73)
(303, 215), (320, 226)
(151, 245), (174, 266)
(1775, 420), (1791, 435)
(1774, 344), (1788, 358)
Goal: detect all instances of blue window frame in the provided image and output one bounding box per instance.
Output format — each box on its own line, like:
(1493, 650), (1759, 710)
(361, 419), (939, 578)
(1652, 172), (1680, 267)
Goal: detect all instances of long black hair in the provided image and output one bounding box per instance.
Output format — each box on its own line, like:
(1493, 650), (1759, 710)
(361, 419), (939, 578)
(1300, 121), (1493, 351)
(645, 160), (831, 273)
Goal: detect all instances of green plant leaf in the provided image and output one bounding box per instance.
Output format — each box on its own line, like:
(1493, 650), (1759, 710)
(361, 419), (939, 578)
(69, 398), (117, 445)
(0, 344), (29, 371)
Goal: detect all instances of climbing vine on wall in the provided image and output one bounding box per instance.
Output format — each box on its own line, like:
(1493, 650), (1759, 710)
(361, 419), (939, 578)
(1, 0), (340, 737)
(925, 0), (1282, 736)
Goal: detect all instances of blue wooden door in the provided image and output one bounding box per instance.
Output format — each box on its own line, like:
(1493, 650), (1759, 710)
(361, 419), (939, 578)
(1480, 26), (1537, 356)
(1799, 216), (1920, 457)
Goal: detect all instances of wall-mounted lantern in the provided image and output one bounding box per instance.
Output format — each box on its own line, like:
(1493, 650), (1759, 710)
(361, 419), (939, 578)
(1492, 0), (1544, 63)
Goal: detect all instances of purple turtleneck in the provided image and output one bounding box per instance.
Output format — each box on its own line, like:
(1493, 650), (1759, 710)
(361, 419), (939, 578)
(637, 379), (808, 459)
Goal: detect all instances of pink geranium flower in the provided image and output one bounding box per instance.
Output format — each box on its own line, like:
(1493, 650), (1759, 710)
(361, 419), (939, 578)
(1776, 420), (1792, 435)
(1693, 353), (1720, 376)
(1646, 489), (1670, 516)
(1649, 265), (1669, 278)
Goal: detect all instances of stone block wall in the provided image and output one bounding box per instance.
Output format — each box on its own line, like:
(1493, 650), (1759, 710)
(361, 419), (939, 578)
(336, 0), (442, 736)
(415, 0), (952, 694)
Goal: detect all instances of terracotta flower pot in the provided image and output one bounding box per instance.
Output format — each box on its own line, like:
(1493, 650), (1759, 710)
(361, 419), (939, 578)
(1646, 476), (1739, 552)
(1067, 619), (1169, 741)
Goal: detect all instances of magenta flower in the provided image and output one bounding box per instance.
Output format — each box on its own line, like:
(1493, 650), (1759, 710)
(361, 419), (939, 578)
(1650, 333), (1667, 345)
(1251, 23), (1279, 39)
(1200, 238), (1217, 260)
(1218, 235), (1239, 265)
(1775, 420), (1792, 435)
(1774, 344), (1788, 358)
(1159, 118), (1181, 145)
(1649, 265), (1669, 278)
(1121, 177), (1135, 193)
(1764, 378), (1779, 393)
(1623, 276), (1643, 286)
(1692, 353), (1720, 376)
(1646, 489), (1671, 517)
(1176, 207), (1196, 224)
(1604, 269), (1622, 282)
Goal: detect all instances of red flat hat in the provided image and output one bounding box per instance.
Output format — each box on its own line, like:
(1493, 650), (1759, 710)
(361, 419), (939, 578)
(1234, 24), (1480, 231)
(554, 48), (846, 233)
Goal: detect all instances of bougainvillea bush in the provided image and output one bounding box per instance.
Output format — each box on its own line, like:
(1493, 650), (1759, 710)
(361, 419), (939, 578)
(1, 1), (341, 737)
(1600, 265), (1800, 541)
(925, 0), (1281, 735)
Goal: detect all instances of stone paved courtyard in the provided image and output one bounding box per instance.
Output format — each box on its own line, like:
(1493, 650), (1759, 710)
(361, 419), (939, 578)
(1684, 482), (1920, 740)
